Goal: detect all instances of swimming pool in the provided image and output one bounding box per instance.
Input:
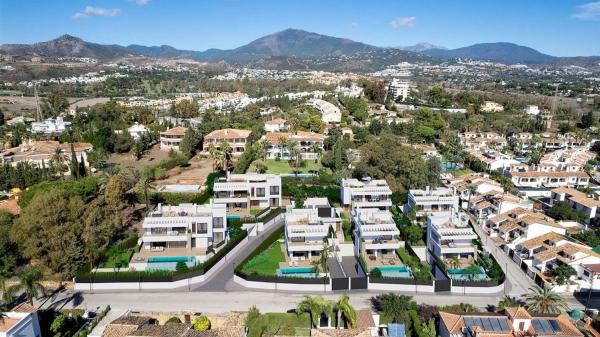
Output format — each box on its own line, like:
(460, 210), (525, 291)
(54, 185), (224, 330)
(277, 266), (319, 278)
(227, 215), (241, 220)
(440, 162), (460, 170)
(373, 266), (412, 278)
(447, 267), (489, 281)
(146, 256), (196, 271)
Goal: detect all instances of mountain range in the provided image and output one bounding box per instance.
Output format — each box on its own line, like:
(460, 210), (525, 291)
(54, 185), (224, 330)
(1, 29), (598, 68)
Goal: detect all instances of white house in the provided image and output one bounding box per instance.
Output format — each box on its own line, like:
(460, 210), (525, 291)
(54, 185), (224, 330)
(127, 122), (149, 140)
(340, 178), (393, 211)
(550, 187), (600, 224)
(524, 105), (540, 116)
(264, 118), (288, 133)
(404, 186), (459, 219)
(284, 198), (341, 260)
(0, 303), (42, 337)
(445, 173), (504, 205)
(140, 202), (227, 263)
(469, 192), (532, 220)
(0, 140), (93, 169)
(353, 208), (402, 261)
(427, 211), (478, 263)
(213, 173), (281, 212)
(30, 117), (71, 135)
(202, 128), (252, 156)
(485, 208), (566, 246)
(306, 99), (341, 124)
(480, 101), (504, 112)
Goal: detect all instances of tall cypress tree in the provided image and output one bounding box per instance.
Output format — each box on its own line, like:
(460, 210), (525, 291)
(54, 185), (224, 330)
(69, 143), (79, 179)
(79, 153), (87, 177)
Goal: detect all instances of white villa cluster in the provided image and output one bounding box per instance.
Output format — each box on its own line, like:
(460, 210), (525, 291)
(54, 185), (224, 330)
(306, 99), (341, 124)
(340, 178), (393, 211)
(30, 117), (71, 134)
(140, 202), (227, 263)
(263, 131), (325, 160)
(284, 198), (341, 260)
(213, 173), (282, 211)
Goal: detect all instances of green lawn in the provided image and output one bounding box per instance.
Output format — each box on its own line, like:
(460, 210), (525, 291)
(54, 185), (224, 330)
(99, 242), (139, 269)
(247, 313), (311, 337)
(248, 159), (322, 174)
(340, 211), (353, 242)
(451, 168), (474, 177)
(240, 241), (286, 276)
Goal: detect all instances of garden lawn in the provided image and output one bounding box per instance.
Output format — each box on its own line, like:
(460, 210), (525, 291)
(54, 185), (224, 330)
(247, 313), (311, 337)
(99, 245), (137, 269)
(250, 159), (323, 174)
(340, 212), (353, 242)
(240, 242), (285, 276)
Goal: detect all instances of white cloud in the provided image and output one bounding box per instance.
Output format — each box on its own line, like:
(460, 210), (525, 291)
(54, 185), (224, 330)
(390, 16), (416, 28)
(131, 0), (150, 5)
(72, 6), (121, 19)
(572, 1), (600, 20)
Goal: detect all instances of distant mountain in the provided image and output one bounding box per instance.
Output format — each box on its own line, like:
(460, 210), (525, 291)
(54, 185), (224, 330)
(0, 34), (130, 59)
(399, 42), (447, 53)
(423, 42), (558, 64)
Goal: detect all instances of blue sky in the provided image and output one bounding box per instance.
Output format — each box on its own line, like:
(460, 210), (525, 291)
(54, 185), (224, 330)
(1, 0), (599, 56)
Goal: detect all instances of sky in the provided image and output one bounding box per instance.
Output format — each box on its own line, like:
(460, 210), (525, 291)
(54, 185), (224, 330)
(1, 0), (600, 57)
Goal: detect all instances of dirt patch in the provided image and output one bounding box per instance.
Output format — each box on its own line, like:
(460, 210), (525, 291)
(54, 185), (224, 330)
(154, 155), (214, 186)
(108, 144), (171, 172)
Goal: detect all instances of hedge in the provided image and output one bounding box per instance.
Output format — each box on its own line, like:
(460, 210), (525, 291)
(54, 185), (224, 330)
(19, 176), (100, 208)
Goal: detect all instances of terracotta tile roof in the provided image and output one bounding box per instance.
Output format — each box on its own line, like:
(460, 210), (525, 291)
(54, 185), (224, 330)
(0, 317), (21, 333)
(504, 307), (531, 320)
(520, 232), (567, 250)
(205, 129), (251, 140)
(355, 309), (375, 329)
(265, 118), (287, 125)
(534, 242), (600, 262)
(103, 325), (141, 337)
(265, 131), (325, 144)
(439, 312), (464, 333)
(529, 314), (583, 337)
(551, 187), (600, 208)
(127, 323), (191, 337)
(160, 126), (188, 136)
(0, 198), (21, 215)
(511, 171), (588, 178)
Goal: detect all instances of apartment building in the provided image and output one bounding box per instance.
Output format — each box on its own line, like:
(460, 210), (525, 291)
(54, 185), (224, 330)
(202, 128), (252, 156)
(263, 131), (325, 160)
(550, 187), (600, 224)
(485, 208), (566, 246)
(0, 303), (41, 337)
(541, 148), (594, 171)
(388, 78), (410, 101)
(159, 126), (187, 151)
(306, 99), (341, 124)
(284, 198), (341, 260)
(439, 307), (583, 337)
(464, 148), (519, 172)
(507, 170), (589, 189)
(141, 202), (227, 262)
(404, 186), (459, 219)
(340, 178), (393, 211)
(264, 118), (288, 133)
(427, 212), (478, 262)
(30, 117), (71, 134)
(0, 140), (92, 168)
(213, 173), (281, 211)
(353, 208), (402, 260)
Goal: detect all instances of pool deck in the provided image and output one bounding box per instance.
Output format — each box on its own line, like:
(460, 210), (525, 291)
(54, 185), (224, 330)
(364, 253), (403, 272)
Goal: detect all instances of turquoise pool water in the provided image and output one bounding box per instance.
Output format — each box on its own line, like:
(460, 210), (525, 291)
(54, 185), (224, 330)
(447, 267), (489, 281)
(441, 162), (460, 170)
(277, 267), (319, 278)
(374, 266), (412, 278)
(227, 215), (241, 220)
(146, 256), (196, 271)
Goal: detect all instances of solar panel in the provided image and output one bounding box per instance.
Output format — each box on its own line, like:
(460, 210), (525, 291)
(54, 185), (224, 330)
(498, 318), (510, 332)
(482, 317), (493, 331)
(540, 319), (553, 333)
(533, 319), (543, 333)
(549, 320), (562, 333)
(464, 317), (475, 328)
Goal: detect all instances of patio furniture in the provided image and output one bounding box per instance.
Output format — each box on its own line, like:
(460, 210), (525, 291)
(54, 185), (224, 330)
(368, 255), (376, 261)
(389, 259), (396, 265)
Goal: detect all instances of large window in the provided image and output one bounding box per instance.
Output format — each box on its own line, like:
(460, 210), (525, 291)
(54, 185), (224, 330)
(213, 217), (224, 228)
(256, 187), (266, 197)
(270, 185), (280, 195)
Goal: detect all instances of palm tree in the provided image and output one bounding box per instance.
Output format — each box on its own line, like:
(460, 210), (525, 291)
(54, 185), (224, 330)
(288, 141), (302, 172)
(448, 256), (461, 270)
(466, 183), (477, 213)
(255, 139), (268, 161)
(296, 296), (332, 329)
(50, 148), (66, 179)
(334, 294), (357, 329)
(524, 285), (568, 314)
(10, 267), (46, 305)
(497, 296), (521, 310)
(208, 144), (224, 171)
(311, 259), (321, 277)
(219, 140), (233, 172)
(85, 243), (101, 272)
(319, 244), (330, 275)
(310, 143), (323, 164)
(277, 136), (289, 160)
(140, 175), (154, 210)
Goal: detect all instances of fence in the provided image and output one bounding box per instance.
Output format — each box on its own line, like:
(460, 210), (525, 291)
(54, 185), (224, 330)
(233, 274), (332, 292)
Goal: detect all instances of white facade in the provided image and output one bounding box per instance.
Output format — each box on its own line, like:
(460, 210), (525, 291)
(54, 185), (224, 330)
(127, 122), (149, 140)
(550, 187), (600, 224)
(264, 118), (288, 133)
(524, 105), (540, 115)
(340, 178), (393, 211)
(353, 209), (402, 258)
(306, 99), (341, 124)
(30, 117), (71, 134)
(388, 78), (410, 101)
(213, 173), (281, 211)
(427, 212), (478, 261)
(263, 131), (325, 160)
(0, 311), (41, 337)
(284, 198), (341, 259)
(159, 126), (187, 151)
(404, 186), (459, 218)
(486, 208), (566, 246)
(141, 202), (227, 260)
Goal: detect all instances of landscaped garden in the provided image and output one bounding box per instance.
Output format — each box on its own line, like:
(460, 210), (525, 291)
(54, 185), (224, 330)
(248, 159), (323, 174)
(239, 238), (285, 276)
(246, 306), (312, 337)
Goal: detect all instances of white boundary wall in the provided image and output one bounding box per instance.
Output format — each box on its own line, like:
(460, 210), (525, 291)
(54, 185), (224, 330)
(450, 282), (505, 294)
(367, 281), (435, 293)
(233, 275), (332, 292)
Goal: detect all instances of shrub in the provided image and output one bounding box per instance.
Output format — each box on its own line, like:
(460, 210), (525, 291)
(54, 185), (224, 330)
(166, 317), (182, 324)
(193, 316), (211, 331)
(175, 261), (189, 272)
(370, 268), (382, 278)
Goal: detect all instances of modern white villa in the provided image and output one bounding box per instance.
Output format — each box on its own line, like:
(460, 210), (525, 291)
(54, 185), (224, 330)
(284, 198), (341, 260)
(353, 209), (402, 262)
(139, 202), (227, 263)
(213, 173), (281, 214)
(426, 211), (478, 264)
(404, 186), (459, 219)
(30, 117), (71, 134)
(340, 178), (393, 211)
(127, 122), (149, 140)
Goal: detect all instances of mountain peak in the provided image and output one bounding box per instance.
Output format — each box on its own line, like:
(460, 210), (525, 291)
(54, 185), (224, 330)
(54, 34), (83, 42)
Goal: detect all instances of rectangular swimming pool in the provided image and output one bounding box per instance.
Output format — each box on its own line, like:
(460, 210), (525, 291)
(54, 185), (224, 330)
(148, 256), (194, 263)
(373, 266), (412, 278)
(276, 267), (319, 278)
(447, 267), (489, 281)
(146, 256), (196, 271)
